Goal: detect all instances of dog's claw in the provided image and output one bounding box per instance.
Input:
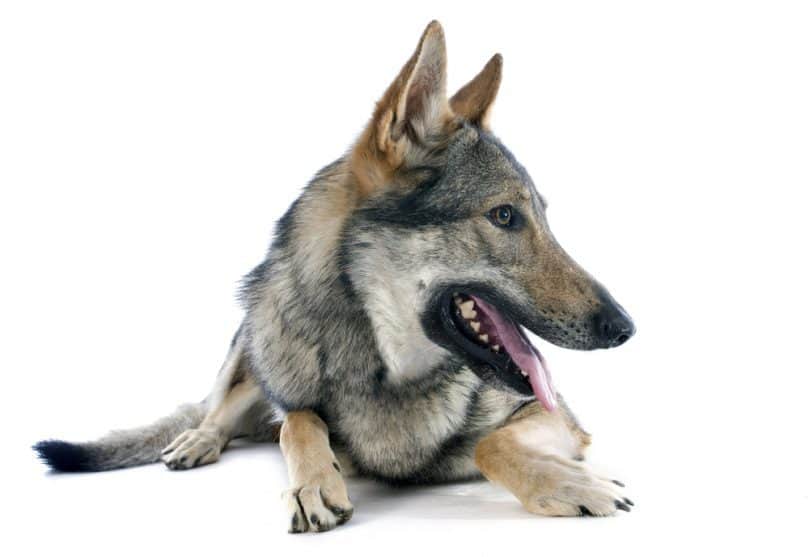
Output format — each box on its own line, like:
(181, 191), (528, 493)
(615, 500), (631, 512)
(579, 505), (594, 517)
(282, 475), (353, 534)
(612, 479), (625, 487)
(327, 504), (354, 524)
(623, 497), (634, 507)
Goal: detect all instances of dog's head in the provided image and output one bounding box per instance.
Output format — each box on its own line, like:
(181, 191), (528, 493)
(343, 22), (634, 410)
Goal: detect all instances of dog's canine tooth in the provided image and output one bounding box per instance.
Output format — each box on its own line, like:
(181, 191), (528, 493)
(492, 345), (500, 352)
(479, 334), (489, 343)
(470, 321), (480, 332)
(520, 370), (528, 377)
(459, 300), (475, 313)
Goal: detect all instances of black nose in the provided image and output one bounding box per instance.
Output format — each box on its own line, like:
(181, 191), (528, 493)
(593, 303), (635, 348)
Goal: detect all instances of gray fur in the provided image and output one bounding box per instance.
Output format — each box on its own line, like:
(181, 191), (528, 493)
(36, 28), (632, 486)
(235, 128), (585, 483)
(35, 402), (206, 472)
(35, 127), (622, 482)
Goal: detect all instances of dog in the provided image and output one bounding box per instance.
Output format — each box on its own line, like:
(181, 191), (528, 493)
(35, 21), (635, 532)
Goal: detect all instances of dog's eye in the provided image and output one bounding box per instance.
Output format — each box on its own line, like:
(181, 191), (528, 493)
(489, 205), (514, 228)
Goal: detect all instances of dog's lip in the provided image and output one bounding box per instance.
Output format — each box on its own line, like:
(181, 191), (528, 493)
(438, 289), (556, 410)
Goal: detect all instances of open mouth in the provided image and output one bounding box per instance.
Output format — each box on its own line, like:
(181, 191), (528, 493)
(441, 292), (557, 412)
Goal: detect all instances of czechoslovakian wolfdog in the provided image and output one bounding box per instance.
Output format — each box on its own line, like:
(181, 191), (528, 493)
(36, 21), (636, 532)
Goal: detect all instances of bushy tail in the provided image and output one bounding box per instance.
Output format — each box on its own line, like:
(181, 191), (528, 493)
(33, 402), (207, 472)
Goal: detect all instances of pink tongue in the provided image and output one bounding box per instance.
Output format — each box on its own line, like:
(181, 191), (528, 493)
(471, 296), (557, 412)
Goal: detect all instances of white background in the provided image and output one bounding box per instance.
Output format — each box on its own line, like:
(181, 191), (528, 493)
(2, 1), (808, 555)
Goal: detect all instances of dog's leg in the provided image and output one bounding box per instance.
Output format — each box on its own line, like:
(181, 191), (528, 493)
(161, 334), (267, 470)
(475, 400), (631, 517)
(160, 374), (263, 470)
(161, 376), (263, 470)
(280, 410), (354, 533)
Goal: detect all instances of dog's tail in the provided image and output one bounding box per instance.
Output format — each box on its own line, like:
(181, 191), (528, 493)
(33, 402), (207, 472)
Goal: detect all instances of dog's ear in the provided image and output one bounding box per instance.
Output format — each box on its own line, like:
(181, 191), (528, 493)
(450, 54), (502, 129)
(351, 21), (456, 197)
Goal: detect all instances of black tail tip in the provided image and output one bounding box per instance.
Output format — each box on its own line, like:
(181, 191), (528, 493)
(33, 440), (98, 472)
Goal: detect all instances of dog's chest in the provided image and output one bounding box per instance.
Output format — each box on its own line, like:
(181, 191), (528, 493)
(323, 367), (490, 480)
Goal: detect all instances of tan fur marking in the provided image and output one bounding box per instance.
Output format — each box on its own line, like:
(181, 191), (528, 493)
(509, 397), (592, 455)
(161, 372), (263, 470)
(295, 162), (358, 279)
(557, 394), (592, 450)
(520, 227), (602, 320)
(280, 410), (353, 533)
(202, 379), (263, 436)
(350, 21), (456, 197)
(475, 403), (624, 516)
(450, 53), (503, 129)
(227, 360), (247, 389)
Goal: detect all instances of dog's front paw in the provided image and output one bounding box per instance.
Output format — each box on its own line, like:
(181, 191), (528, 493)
(161, 428), (224, 470)
(518, 456), (633, 517)
(282, 463), (353, 533)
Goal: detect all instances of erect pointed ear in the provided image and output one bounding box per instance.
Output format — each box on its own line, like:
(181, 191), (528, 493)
(450, 53), (502, 129)
(351, 21), (456, 197)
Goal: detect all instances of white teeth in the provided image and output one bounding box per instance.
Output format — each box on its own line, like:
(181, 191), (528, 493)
(459, 300), (476, 319)
(479, 334), (489, 344)
(520, 370), (528, 377)
(470, 321), (480, 332)
(492, 345), (500, 352)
